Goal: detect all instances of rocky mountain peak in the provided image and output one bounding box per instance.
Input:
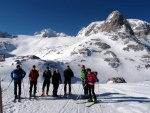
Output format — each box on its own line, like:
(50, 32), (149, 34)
(101, 10), (134, 36)
(0, 32), (17, 38)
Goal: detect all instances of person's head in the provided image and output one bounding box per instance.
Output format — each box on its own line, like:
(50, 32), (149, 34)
(46, 67), (49, 71)
(81, 65), (85, 70)
(56, 68), (59, 73)
(67, 65), (70, 70)
(87, 68), (91, 74)
(33, 65), (36, 70)
(16, 65), (21, 70)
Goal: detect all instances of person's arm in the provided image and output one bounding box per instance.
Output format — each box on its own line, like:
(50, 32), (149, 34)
(59, 73), (62, 83)
(43, 71), (45, 77)
(63, 70), (66, 77)
(72, 71), (74, 77)
(22, 70), (26, 78)
(29, 71), (31, 77)
(52, 71), (55, 84)
(93, 74), (99, 82)
(11, 70), (14, 79)
(50, 70), (52, 78)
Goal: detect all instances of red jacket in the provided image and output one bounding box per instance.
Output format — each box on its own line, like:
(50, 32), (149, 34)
(29, 69), (39, 81)
(87, 72), (98, 85)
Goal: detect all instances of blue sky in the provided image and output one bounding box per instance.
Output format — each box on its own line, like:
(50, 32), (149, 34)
(0, 0), (149, 36)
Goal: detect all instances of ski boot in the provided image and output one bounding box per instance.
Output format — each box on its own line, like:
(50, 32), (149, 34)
(87, 99), (93, 102)
(41, 92), (44, 96)
(18, 95), (21, 102)
(29, 93), (32, 99)
(93, 99), (97, 103)
(46, 93), (48, 96)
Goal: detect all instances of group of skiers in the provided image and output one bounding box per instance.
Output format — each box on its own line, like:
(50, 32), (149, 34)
(11, 64), (99, 103)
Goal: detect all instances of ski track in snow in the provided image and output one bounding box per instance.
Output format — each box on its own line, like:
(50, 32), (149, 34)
(2, 83), (150, 113)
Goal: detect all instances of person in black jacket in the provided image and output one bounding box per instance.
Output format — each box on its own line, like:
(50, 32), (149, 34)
(52, 68), (62, 97)
(41, 67), (52, 96)
(64, 65), (74, 95)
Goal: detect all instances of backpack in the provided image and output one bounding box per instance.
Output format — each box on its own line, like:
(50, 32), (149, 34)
(92, 71), (98, 76)
(92, 71), (99, 82)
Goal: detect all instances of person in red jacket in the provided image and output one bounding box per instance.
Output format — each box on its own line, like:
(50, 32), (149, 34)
(87, 68), (99, 103)
(29, 65), (39, 97)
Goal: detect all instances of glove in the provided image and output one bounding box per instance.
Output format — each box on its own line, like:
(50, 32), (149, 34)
(12, 77), (14, 80)
(97, 79), (99, 82)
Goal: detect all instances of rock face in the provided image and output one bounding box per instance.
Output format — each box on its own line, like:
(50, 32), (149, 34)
(128, 19), (150, 39)
(15, 55), (40, 60)
(104, 51), (120, 68)
(77, 21), (104, 36)
(77, 10), (150, 43)
(107, 77), (127, 83)
(0, 42), (16, 52)
(102, 11), (134, 35)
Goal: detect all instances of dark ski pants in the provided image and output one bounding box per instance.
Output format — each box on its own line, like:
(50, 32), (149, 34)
(64, 79), (71, 94)
(88, 84), (97, 100)
(53, 83), (59, 96)
(42, 80), (50, 93)
(14, 82), (21, 99)
(29, 81), (37, 94)
(82, 81), (88, 95)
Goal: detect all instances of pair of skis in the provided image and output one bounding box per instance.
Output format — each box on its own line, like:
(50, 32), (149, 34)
(76, 100), (101, 107)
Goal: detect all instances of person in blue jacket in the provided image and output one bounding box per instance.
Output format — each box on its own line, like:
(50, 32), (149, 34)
(11, 65), (26, 101)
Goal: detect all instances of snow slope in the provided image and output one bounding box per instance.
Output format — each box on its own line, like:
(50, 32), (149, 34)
(0, 32), (150, 83)
(2, 82), (150, 113)
(34, 28), (68, 37)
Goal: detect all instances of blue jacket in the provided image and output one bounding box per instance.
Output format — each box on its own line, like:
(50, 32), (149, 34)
(11, 69), (26, 82)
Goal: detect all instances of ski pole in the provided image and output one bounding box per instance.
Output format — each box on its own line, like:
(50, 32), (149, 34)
(27, 80), (30, 97)
(37, 80), (40, 95)
(71, 85), (77, 95)
(22, 80), (26, 100)
(59, 84), (63, 97)
(76, 84), (86, 100)
(2, 79), (13, 92)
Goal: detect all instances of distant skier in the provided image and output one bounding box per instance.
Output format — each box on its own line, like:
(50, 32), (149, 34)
(11, 65), (26, 102)
(52, 68), (62, 97)
(81, 65), (88, 99)
(87, 68), (99, 103)
(41, 67), (52, 96)
(64, 65), (74, 95)
(29, 65), (39, 98)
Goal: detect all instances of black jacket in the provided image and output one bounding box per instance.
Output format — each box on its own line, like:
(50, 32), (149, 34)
(52, 71), (62, 84)
(43, 70), (52, 80)
(64, 69), (74, 79)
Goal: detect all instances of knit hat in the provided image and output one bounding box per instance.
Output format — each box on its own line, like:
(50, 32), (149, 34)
(81, 65), (85, 68)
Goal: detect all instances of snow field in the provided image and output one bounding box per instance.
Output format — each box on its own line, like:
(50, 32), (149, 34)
(2, 82), (150, 113)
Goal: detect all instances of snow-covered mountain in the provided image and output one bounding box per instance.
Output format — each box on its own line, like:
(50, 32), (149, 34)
(34, 28), (68, 37)
(1, 10), (150, 113)
(0, 10), (150, 83)
(77, 11), (150, 40)
(0, 32), (17, 38)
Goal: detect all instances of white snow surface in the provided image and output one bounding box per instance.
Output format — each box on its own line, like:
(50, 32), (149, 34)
(2, 82), (150, 113)
(34, 28), (68, 37)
